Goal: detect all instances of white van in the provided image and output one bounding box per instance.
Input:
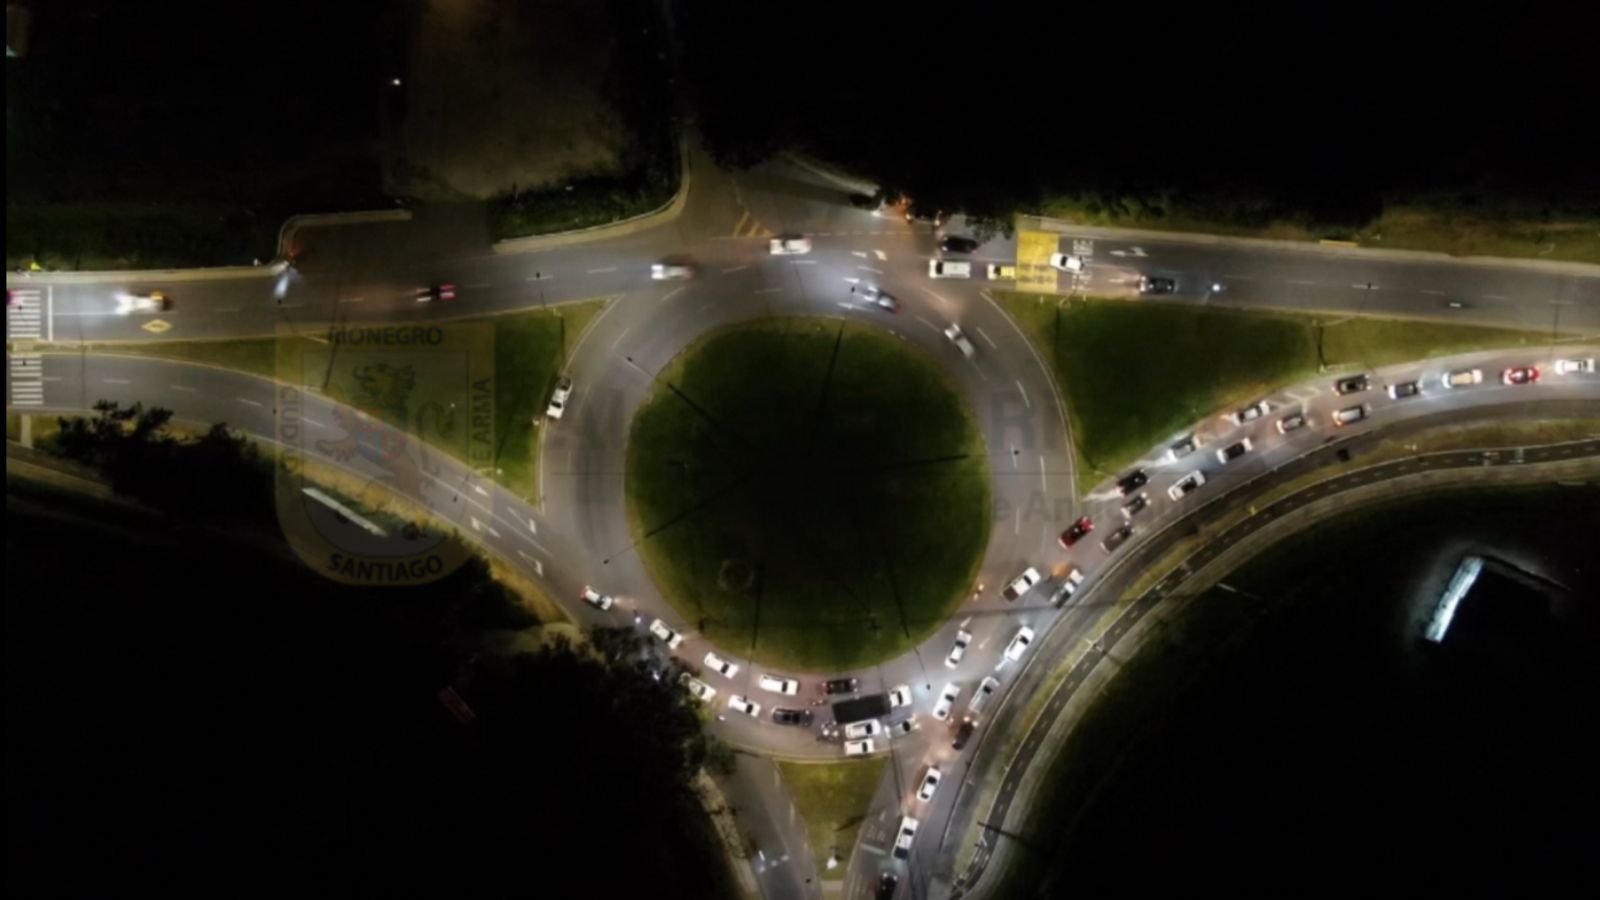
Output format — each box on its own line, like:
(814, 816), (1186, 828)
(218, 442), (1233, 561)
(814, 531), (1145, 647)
(928, 259), (972, 279)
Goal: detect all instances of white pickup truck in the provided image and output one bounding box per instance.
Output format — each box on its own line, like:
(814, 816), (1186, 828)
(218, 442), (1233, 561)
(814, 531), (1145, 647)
(1002, 567), (1043, 602)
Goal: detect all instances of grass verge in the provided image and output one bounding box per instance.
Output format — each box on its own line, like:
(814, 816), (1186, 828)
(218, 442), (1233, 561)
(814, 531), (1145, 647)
(992, 294), (1545, 494)
(625, 317), (990, 670)
(1038, 197), (1600, 264)
(993, 483), (1600, 895)
(778, 759), (888, 866)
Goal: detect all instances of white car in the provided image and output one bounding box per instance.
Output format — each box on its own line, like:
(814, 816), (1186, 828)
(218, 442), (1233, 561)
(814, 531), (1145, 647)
(917, 767), (943, 802)
(703, 652), (740, 679)
(1049, 253), (1085, 273)
(680, 673), (716, 703)
(985, 264), (1017, 280)
(1441, 368), (1483, 389)
(843, 719), (882, 740)
(546, 376), (574, 419)
(1555, 358), (1594, 375)
(116, 291), (172, 314)
(649, 618), (684, 650)
(758, 674), (800, 696)
(1001, 567), (1043, 602)
(1049, 568), (1086, 607)
(1168, 471), (1206, 501)
(888, 684), (913, 708)
(1226, 400), (1270, 426)
(944, 324), (977, 358)
(928, 259), (972, 279)
(651, 263), (694, 280)
(967, 676), (1000, 719)
(1275, 412), (1307, 434)
(579, 586), (615, 611)
(1331, 404), (1370, 427)
(1166, 434), (1201, 461)
(844, 738), (875, 757)
(892, 816), (919, 859)
(1002, 627), (1035, 664)
(1217, 438), (1254, 464)
(769, 235), (812, 255)
(728, 694), (762, 717)
(932, 683), (962, 720)
(945, 630), (973, 668)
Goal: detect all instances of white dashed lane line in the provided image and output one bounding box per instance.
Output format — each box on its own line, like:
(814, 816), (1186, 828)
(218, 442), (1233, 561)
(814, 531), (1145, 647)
(587, 267), (617, 275)
(103, 378), (131, 385)
(237, 397), (263, 408)
(976, 327), (998, 350)
(170, 385), (197, 392)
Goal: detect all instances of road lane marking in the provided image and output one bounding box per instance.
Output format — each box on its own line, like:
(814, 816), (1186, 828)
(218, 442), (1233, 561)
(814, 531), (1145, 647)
(976, 327), (998, 350)
(1040, 457), (1048, 495)
(874, 249), (888, 261)
(1016, 380), (1030, 408)
(338, 296), (365, 304)
(721, 265), (748, 274)
(858, 266), (883, 274)
(103, 378), (132, 385)
(587, 266), (617, 274)
(170, 385), (197, 392)
(852, 251), (868, 259)
(611, 325), (633, 351)
(1288, 279), (1316, 286)
(1419, 289), (1446, 296)
(1483, 294), (1512, 301)
(790, 259), (817, 265)
(660, 287), (687, 303)
(237, 397), (263, 407)
(915, 316), (939, 333)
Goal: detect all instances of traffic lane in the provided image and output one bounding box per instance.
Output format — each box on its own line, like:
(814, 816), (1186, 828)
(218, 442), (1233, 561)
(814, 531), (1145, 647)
(1114, 244), (1600, 327)
(722, 754), (817, 900)
(26, 353), (591, 589)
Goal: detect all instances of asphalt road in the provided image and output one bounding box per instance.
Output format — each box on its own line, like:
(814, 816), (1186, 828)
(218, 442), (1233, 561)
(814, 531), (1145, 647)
(9, 141), (1600, 900)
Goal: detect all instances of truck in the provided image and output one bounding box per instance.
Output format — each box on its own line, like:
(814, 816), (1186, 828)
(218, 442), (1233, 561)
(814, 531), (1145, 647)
(833, 692), (891, 725)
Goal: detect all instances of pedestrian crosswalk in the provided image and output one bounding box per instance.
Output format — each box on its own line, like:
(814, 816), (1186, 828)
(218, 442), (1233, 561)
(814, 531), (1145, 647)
(6, 287), (44, 342)
(9, 353), (44, 407)
(8, 288), (48, 407)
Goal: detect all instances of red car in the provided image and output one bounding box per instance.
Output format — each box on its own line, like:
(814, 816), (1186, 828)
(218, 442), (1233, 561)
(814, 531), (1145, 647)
(1058, 516), (1094, 549)
(418, 283), (457, 303)
(1501, 366), (1539, 386)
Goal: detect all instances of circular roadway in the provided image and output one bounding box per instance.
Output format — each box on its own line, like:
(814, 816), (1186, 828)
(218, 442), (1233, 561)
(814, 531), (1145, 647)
(9, 144), (1600, 900)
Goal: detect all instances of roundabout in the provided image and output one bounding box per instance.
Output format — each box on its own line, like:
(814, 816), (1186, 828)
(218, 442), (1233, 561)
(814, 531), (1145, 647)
(10, 146), (1599, 900)
(625, 317), (990, 670)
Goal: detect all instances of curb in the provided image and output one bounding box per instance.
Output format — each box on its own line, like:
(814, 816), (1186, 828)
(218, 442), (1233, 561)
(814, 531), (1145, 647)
(1016, 214), (1600, 275)
(491, 132), (693, 255)
(277, 208), (413, 258)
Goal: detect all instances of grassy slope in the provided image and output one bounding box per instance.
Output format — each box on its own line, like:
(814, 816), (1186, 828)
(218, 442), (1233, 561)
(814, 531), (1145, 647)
(778, 759), (889, 866)
(994, 295), (1544, 493)
(627, 318), (990, 670)
(993, 484), (1600, 896)
(39, 301), (605, 497)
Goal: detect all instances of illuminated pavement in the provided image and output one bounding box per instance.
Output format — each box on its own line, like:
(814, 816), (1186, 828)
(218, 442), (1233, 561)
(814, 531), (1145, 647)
(9, 143), (1600, 900)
